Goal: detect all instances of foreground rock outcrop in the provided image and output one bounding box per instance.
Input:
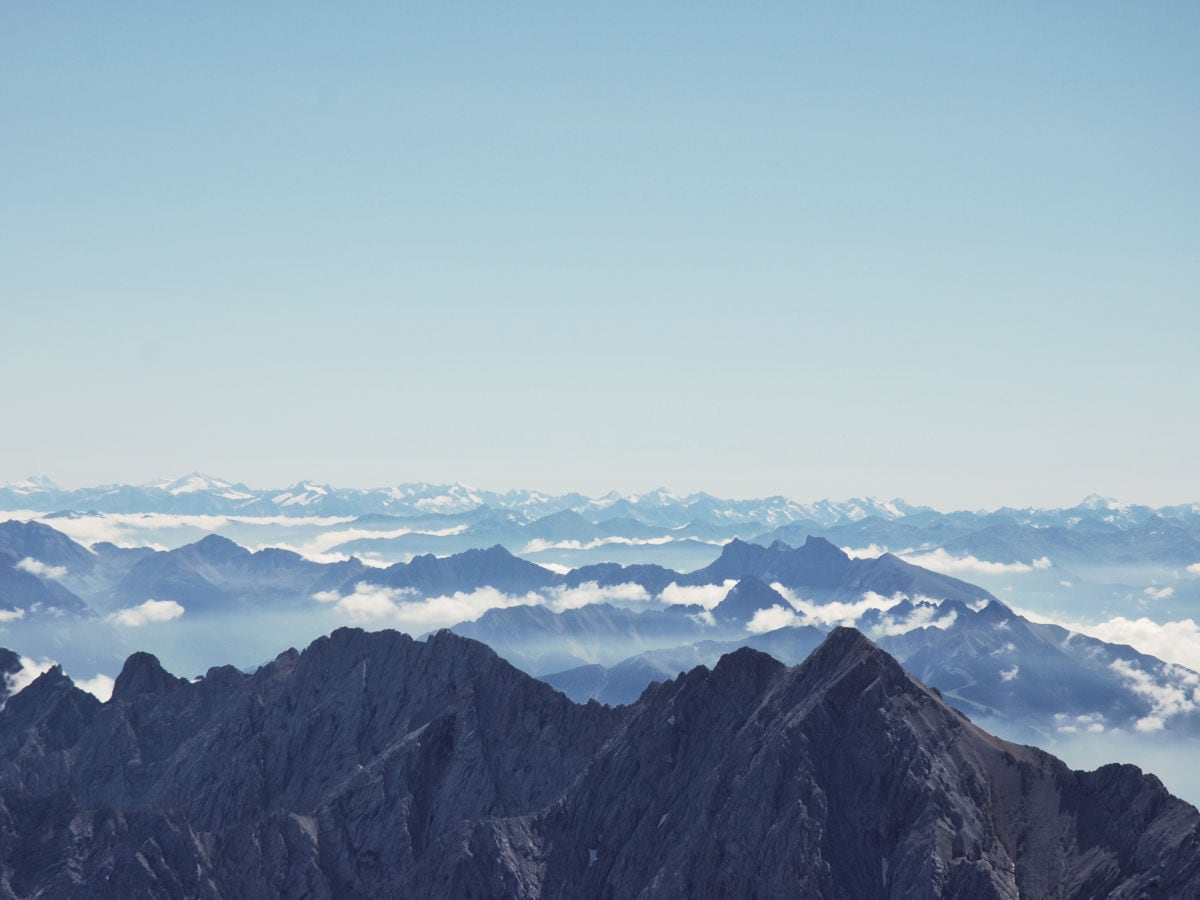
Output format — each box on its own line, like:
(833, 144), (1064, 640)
(0, 627), (1197, 898)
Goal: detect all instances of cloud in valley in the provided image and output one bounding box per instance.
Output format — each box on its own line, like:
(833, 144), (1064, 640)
(1084, 618), (1200, 672)
(545, 581), (650, 612)
(900, 548), (1052, 576)
(842, 546), (1052, 577)
(868, 604), (958, 638)
(746, 605), (801, 634)
(75, 674), (115, 702)
(4, 656), (57, 698)
(25, 512), (357, 551)
(112, 599), (185, 627)
(841, 545), (891, 560)
(659, 580), (736, 610)
(521, 536), (724, 554)
(15, 557), (67, 579)
(772, 586), (904, 628)
(1109, 658), (1200, 730)
(315, 583), (541, 631)
(1012, 609), (1200, 674)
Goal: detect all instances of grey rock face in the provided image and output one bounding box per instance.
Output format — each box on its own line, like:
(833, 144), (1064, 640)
(0, 627), (1198, 898)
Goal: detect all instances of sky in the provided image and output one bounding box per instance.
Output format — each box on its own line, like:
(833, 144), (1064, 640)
(2, 3), (1197, 509)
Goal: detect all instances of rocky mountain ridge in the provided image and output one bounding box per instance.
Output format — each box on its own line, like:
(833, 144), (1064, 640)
(1, 627), (1198, 897)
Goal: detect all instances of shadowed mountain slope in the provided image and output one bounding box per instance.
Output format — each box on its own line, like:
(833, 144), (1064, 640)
(0, 628), (1197, 897)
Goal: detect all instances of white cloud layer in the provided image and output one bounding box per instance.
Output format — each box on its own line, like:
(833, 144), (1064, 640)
(1012, 607), (1200, 674)
(315, 583), (540, 631)
(112, 599), (185, 627)
(899, 548), (1052, 576)
(772, 586), (905, 628)
(15, 557), (67, 579)
(521, 536), (725, 554)
(22, 512), (357, 550)
(75, 673), (115, 702)
(841, 544), (891, 560)
(746, 605), (801, 634)
(1110, 658), (1200, 729)
(754, 586), (957, 638)
(842, 545), (1053, 576)
(868, 604), (958, 638)
(1055, 712), (1106, 734)
(545, 581), (650, 612)
(0, 608), (25, 622)
(1080, 617), (1200, 672)
(659, 581), (736, 610)
(4, 656), (57, 697)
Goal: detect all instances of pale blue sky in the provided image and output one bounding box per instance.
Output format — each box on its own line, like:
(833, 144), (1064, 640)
(3, 3), (1197, 508)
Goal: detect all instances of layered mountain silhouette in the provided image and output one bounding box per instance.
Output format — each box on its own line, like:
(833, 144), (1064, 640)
(541, 594), (1200, 741)
(7, 479), (1200, 576)
(1, 627), (1197, 897)
(1, 520), (994, 621)
(7, 518), (1197, 743)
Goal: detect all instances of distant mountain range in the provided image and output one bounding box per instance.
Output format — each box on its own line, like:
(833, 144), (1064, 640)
(6, 479), (1199, 606)
(0, 520), (992, 624)
(3, 518), (1199, 748)
(0, 473), (927, 526)
(535, 591), (1198, 741)
(2, 626), (1197, 897)
(5, 475), (1195, 538)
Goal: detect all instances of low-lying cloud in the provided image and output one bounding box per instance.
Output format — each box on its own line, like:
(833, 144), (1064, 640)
(759, 586), (957, 638)
(869, 604), (958, 638)
(314, 578), (735, 632)
(521, 536), (725, 554)
(660, 581), (736, 610)
(1012, 610), (1200, 674)
(841, 546), (1052, 577)
(771, 586), (904, 628)
(24, 512), (357, 551)
(900, 548), (1052, 576)
(4, 656), (56, 698)
(315, 583), (541, 631)
(545, 582), (650, 612)
(15, 557), (67, 579)
(75, 673), (115, 702)
(746, 605), (801, 634)
(1109, 658), (1200, 731)
(112, 599), (186, 627)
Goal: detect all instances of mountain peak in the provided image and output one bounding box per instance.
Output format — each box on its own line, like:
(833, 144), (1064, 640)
(112, 651), (188, 700)
(798, 626), (905, 687)
(180, 533), (249, 562)
(713, 576), (788, 623)
(710, 644), (786, 689)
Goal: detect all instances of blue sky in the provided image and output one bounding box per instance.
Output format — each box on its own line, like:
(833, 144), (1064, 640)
(3, 3), (1197, 508)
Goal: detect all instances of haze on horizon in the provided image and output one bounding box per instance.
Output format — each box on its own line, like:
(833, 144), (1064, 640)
(2, 4), (1197, 510)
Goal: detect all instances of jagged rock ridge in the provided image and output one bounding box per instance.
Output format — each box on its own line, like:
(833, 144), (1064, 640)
(0, 628), (1198, 897)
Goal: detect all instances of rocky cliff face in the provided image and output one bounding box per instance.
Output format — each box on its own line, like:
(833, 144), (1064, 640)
(0, 627), (1197, 898)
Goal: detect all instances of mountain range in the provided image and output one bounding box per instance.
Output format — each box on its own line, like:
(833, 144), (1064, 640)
(0, 474), (924, 526)
(4, 519), (1199, 750)
(2, 626), (1198, 897)
(6, 479), (1199, 626)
